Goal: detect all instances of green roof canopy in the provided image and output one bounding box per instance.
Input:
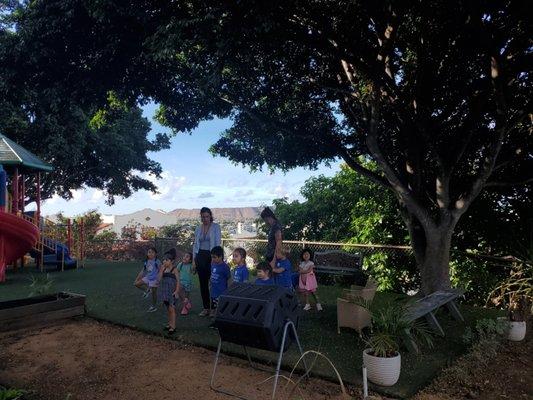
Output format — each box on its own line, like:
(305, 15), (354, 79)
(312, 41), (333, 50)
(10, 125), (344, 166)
(0, 133), (53, 173)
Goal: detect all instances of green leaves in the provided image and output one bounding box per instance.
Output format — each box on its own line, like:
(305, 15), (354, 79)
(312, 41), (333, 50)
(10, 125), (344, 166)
(0, 386), (26, 400)
(362, 299), (433, 357)
(28, 274), (55, 297)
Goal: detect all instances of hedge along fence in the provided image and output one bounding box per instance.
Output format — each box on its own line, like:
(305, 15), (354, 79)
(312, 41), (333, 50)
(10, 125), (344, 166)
(219, 238), (419, 293)
(86, 236), (514, 304)
(219, 238), (516, 303)
(84, 239), (155, 261)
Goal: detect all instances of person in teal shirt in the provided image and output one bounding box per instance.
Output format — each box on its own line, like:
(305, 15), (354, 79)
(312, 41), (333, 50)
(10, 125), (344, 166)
(177, 252), (194, 315)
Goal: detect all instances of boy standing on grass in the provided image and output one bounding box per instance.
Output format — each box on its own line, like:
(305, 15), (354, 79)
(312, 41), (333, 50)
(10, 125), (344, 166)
(209, 246), (230, 317)
(272, 247), (293, 291)
(255, 261), (274, 285)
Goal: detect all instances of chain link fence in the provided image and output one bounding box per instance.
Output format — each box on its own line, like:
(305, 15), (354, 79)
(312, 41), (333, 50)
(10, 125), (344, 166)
(220, 238), (419, 291)
(84, 239), (155, 261)
(82, 236), (515, 302)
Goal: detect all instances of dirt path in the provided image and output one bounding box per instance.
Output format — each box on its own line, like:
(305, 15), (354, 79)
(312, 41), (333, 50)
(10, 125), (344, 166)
(1, 319), (531, 400)
(0, 319), (352, 400)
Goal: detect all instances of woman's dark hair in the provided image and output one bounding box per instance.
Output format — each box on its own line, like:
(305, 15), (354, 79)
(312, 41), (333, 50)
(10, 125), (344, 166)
(260, 207), (277, 221)
(146, 246), (158, 261)
(164, 248), (177, 261)
(200, 207), (214, 222)
(233, 247), (246, 260)
(300, 248), (314, 261)
(211, 245), (224, 258)
(256, 261), (272, 276)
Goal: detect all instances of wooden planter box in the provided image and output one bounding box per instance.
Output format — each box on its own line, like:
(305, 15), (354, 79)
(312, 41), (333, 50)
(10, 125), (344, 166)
(0, 292), (86, 332)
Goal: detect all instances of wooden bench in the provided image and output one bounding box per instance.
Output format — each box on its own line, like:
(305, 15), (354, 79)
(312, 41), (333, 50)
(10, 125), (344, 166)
(314, 250), (365, 285)
(404, 288), (465, 352)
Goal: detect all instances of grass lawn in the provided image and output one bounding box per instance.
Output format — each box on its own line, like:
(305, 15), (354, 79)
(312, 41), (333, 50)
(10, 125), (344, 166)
(0, 260), (503, 398)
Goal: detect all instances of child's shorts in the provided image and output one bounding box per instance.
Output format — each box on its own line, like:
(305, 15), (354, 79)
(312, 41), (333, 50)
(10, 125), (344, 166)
(180, 282), (192, 292)
(164, 297), (177, 307)
(142, 276), (159, 288)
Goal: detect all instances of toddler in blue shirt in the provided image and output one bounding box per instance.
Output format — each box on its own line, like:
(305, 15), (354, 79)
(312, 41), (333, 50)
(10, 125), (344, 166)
(273, 248), (293, 290)
(210, 246), (230, 317)
(232, 247), (249, 283)
(255, 261), (274, 285)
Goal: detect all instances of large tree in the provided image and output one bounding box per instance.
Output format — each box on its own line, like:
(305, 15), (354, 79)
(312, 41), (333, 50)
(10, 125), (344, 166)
(0, 3), (170, 203)
(6, 1), (532, 293)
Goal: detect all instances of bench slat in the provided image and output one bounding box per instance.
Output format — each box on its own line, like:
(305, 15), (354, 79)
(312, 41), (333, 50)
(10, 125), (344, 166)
(405, 289), (464, 321)
(314, 251), (363, 276)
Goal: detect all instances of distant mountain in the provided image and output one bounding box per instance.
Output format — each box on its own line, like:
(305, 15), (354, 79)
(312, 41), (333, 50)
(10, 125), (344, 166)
(169, 207), (262, 221)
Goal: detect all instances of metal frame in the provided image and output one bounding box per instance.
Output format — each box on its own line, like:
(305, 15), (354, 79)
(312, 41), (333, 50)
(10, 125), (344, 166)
(210, 320), (308, 400)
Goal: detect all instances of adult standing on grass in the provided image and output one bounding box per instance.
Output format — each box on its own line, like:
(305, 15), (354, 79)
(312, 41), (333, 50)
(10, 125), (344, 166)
(261, 207), (283, 270)
(193, 207), (221, 317)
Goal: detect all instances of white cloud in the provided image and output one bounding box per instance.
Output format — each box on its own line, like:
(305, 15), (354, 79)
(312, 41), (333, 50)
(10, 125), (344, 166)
(234, 189), (254, 197)
(90, 189), (104, 203)
(273, 183), (289, 198)
(147, 170), (187, 201)
(227, 178), (249, 188)
(45, 194), (61, 205)
(70, 189), (84, 204)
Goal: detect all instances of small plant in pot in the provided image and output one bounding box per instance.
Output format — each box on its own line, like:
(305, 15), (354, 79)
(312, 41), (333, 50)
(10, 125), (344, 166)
(359, 300), (433, 386)
(488, 258), (532, 342)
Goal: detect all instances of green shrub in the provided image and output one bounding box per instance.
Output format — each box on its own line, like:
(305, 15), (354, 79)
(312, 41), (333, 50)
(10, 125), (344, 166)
(462, 318), (508, 345)
(0, 386), (26, 400)
(28, 274), (55, 297)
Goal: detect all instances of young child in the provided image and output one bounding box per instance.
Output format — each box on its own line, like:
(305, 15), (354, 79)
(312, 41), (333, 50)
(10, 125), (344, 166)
(231, 247), (249, 283)
(255, 261), (274, 285)
(272, 247), (293, 290)
(134, 247), (160, 312)
(178, 252), (194, 315)
(209, 246), (230, 317)
(298, 248), (322, 311)
(157, 248), (180, 333)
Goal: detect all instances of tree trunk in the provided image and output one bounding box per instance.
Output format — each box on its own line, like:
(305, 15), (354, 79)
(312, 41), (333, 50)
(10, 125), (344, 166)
(407, 215), (455, 295)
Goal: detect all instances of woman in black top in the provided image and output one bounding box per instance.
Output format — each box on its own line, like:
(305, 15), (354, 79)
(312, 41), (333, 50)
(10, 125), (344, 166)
(260, 207), (283, 269)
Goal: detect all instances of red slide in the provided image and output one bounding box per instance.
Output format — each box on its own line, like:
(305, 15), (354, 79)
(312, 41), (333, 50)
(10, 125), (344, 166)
(0, 212), (40, 282)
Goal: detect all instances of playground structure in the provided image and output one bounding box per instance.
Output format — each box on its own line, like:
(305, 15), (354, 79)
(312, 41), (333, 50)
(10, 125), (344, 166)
(35, 215), (86, 271)
(0, 133), (85, 282)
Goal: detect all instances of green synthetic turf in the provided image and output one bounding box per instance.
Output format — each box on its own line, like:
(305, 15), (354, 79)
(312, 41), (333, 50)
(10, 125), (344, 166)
(0, 260), (503, 398)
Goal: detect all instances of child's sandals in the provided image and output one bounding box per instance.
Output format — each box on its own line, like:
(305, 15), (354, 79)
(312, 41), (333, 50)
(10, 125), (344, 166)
(168, 327), (176, 334)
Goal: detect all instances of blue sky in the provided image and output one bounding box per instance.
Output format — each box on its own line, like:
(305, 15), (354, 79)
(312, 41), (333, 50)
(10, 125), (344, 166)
(38, 103), (341, 216)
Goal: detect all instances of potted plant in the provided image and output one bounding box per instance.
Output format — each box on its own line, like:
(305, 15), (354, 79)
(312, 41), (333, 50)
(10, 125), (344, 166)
(488, 258), (532, 341)
(359, 300), (433, 386)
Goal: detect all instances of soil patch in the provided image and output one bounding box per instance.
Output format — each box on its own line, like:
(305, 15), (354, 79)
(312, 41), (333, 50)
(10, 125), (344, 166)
(414, 328), (533, 400)
(0, 319), (352, 400)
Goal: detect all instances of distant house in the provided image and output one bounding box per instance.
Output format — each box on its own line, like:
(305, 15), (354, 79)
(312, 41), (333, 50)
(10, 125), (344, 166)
(230, 231), (257, 239)
(112, 208), (179, 237)
(95, 223), (113, 235)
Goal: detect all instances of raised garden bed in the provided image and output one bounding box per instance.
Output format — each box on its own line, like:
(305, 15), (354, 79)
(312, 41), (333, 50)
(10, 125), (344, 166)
(0, 292), (85, 332)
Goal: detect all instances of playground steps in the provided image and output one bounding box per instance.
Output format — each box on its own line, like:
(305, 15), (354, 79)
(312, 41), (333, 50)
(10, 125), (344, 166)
(17, 213), (80, 270)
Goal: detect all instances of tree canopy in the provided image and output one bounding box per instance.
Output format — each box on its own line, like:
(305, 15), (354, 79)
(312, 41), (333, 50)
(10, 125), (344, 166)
(2, 0), (531, 292)
(274, 163), (408, 244)
(0, 4), (170, 203)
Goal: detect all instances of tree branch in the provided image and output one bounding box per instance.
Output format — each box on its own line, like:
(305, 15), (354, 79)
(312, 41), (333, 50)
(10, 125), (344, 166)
(452, 54), (508, 215)
(365, 98), (435, 229)
(336, 146), (392, 190)
(485, 177), (533, 188)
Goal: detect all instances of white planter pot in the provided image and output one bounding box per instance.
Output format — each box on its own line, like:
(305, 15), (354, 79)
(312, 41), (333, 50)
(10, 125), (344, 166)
(508, 321), (526, 341)
(363, 348), (401, 386)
